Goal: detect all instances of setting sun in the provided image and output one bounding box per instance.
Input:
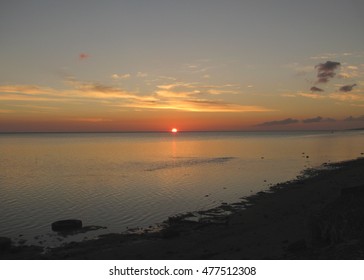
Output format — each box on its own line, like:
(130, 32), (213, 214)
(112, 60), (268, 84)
(171, 128), (178, 133)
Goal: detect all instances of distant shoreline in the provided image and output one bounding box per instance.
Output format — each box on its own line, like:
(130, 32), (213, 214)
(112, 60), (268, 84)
(2, 156), (364, 260)
(0, 128), (363, 134)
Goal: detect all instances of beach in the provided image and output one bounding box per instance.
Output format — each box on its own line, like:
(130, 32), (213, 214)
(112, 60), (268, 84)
(2, 157), (364, 260)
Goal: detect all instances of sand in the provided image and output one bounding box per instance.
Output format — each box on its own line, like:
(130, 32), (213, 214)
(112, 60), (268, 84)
(2, 157), (364, 260)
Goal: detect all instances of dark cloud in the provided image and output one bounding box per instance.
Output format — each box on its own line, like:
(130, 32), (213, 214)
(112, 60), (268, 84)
(344, 115), (364, 122)
(302, 116), (323, 123)
(302, 116), (336, 123)
(257, 118), (299, 127)
(315, 61), (341, 83)
(325, 118), (337, 122)
(310, 86), (324, 92)
(339, 84), (357, 92)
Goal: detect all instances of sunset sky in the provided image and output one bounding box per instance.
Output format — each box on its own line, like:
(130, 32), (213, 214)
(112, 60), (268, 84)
(1, 0), (364, 132)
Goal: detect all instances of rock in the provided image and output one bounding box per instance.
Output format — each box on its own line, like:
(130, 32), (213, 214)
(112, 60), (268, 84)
(0, 237), (11, 250)
(51, 219), (83, 231)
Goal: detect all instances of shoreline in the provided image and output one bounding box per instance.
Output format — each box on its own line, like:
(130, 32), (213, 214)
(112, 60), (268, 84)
(1, 157), (364, 260)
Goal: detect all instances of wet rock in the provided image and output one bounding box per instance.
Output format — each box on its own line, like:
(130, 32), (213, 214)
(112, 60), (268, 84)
(0, 237), (11, 250)
(51, 219), (83, 231)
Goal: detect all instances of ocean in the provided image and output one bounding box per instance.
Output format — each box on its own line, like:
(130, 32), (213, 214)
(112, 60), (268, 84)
(0, 131), (363, 246)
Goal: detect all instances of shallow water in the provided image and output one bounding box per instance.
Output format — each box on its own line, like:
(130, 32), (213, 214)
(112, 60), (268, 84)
(0, 131), (363, 246)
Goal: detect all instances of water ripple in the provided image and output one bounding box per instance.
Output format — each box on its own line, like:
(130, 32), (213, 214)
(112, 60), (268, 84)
(145, 157), (236, 171)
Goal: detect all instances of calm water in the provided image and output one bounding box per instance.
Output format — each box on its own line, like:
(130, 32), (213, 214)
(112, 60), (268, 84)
(1, 131), (363, 246)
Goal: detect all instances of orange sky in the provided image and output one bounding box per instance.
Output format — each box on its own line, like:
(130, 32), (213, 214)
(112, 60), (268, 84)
(1, 1), (364, 132)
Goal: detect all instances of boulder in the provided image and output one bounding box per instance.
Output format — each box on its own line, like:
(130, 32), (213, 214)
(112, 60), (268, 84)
(51, 219), (82, 231)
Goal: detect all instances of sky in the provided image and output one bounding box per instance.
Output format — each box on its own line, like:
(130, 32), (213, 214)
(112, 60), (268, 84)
(1, 0), (364, 132)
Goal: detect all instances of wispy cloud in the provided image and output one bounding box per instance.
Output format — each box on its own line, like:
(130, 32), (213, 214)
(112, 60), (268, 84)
(0, 85), (56, 95)
(338, 65), (362, 79)
(309, 52), (364, 60)
(183, 63), (211, 74)
(297, 92), (326, 99)
(118, 98), (271, 113)
(0, 75), (273, 113)
(155, 82), (240, 97)
(136, 72), (148, 78)
(111, 73), (131, 80)
(70, 118), (112, 123)
(310, 53), (339, 60)
(329, 93), (364, 102)
(0, 109), (13, 113)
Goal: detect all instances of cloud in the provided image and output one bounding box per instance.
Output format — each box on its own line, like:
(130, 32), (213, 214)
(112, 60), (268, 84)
(302, 116), (323, 123)
(155, 82), (240, 98)
(136, 72), (148, 78)
(344, 115), (364, 122)
(119, 98), (272, 113)
(310, 86), (324, 92)
(0, 80), (155, 103)
(79, 53), (90, 60)
(0, 109), (13, 113)
(310, 52), (358, 60)
(302, 116), (336, 123)
(0, 93), (63, 102)
(298, 92), (325, 99)
(257, 118), (299, 127)
(284, 63), (314, 77)
(71, 118), (112, 123)
(181, 100), (270, 112)
(0, 85), (55, 95)
(339, 84), (357, 92)
(1, 76), (274, 114)
(183, 63), (211, 74)
(315, 61), (341, 83)
(111, 73), (131, 80)
(329, 93), (364, 102)
(347, 66), (359, 70)
(337, 64), (362, 79)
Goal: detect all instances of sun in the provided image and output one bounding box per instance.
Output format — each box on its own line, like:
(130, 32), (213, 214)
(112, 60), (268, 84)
(171, 128), (178, 133)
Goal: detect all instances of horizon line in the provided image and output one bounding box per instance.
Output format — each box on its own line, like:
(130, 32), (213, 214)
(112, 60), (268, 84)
(0, 128), (362, 134)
